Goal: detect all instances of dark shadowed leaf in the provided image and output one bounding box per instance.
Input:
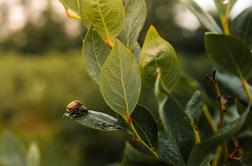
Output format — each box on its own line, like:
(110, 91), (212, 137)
(63, 111), (122, 131)
(185, 90), (203, 125)
(79, 0), (125, 41)
(121, 142), (167, 166)
(179, 0), (221, 32)
(100, 40), (141, 116)
(139, 26), (180, 92)
(205, 33), (252, 77)
(154, 70), (185, 165)
(215, 71), (252, 129)
(82, 26), (110, 83)
(131, 105), (158, 148)
(232, 7), (252, 49)
(163, 95), (195, 160)
(200, 154), (213, 166)
(119, 0), (147, 58)
(173, 73), (199, 99)
(216, 70), (252, 103)
(188, 105), (251, 166)
(157, 132), (185, 166)
(239, 129), (252, 166)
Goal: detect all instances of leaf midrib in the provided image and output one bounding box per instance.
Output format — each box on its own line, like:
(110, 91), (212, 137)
(96, 0), (110, 40)
(91, 30), (102, 70)
(118, 49), (130, 114)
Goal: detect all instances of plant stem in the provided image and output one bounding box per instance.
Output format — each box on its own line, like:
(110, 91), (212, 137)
(213, 146), (222, 166)
(203, 105), (223, 166)
(241, 79), (252, 104)
(123, 115), (159, 158)
(65, 8), (81, 20)
(213, 80), (229, 165)
(203, 105), (218, 133)
(220, 15), (230, 35)
(193, 126), (201, 144)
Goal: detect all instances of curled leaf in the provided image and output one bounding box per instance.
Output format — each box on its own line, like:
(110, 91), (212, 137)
(64, 110), (122, 131)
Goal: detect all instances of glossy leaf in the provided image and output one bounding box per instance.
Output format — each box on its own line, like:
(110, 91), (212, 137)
(232, 7), (252, 49)
(118, 0), (147, 58)
(185, 90), (203, 125)
(214, 0), (237, 16)
(63, 111), (122, 131)
(179, 0), (221, 32)
(139, 26), (180, 92)
(121, 143), (166, 166)
(82, 26), (110, 83)
(131, 105), (158, 148)
(0, 131), (25, 166)
(80, 0), (125, 41)
(216, 70), (252, 103)
(205, 33), (252, 77)
(154, 70), (184, 165)
(188, 105), (251, 166)
(157, 132), (185, 166)
(26, 143), (40, 166)
(100, 40), (141, 115)
(163, 95), (195, 160)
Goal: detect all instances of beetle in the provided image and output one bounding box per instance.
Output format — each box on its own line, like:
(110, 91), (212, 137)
(66, 100), (88, 118)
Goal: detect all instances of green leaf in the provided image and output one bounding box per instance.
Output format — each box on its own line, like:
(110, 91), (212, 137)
(139, 26), (180, 92)
(185, 90), (203, 125)
(63, 111), (122, 131)
(215, 69), (252, 103)
(157, 132), (185, 166)
(178, 0), (221, 32)
(79, 0), (125, 41)
(205, 33), (252, 77)
(131, 105), (158, 148)
(121, 143), (166, 166)
(232, 7), (252, 49)
(154, 69), (168, 119)
(100, 40), (141, 115)
(26, 143), (40, 166)
(60, 0), (91, 27)
(60, 0), (79, 13)
(0, 131), (25, 166)
(163, 95), (195, 160)
(200, 154), (213, 166)
(118, 0), (147, 58)
(188, 105), (251, 166)
(214, 0), (237, 16)
(173, 73), (199, 99)
(154, 69), (185, 165)
(82, 26), (110, 83)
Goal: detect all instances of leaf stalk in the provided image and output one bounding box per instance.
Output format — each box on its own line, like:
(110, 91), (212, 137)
(123, 115), (159, 159)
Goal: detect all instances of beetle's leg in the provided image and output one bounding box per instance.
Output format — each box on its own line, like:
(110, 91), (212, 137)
(69, 112), (76, 119)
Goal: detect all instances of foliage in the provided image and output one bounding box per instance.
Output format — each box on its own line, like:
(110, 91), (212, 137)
(53, 0), (252, 165)
(0, 131), (40, 166)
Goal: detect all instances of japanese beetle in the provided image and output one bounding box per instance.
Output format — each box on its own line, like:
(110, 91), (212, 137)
(66, 100), (88, 118)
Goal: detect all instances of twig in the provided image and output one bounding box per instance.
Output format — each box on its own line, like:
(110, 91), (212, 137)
(207, 71), (229, 165)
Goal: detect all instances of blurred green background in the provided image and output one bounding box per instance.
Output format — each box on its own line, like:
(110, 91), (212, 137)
(0, 0), (251, 165)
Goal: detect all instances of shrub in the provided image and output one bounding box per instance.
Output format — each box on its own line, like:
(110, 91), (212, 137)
(60, 0), (252, 165)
